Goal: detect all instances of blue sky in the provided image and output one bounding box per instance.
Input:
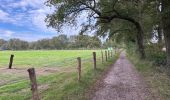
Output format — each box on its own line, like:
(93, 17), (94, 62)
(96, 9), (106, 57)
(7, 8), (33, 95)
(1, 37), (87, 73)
(0, 0), (86, 41)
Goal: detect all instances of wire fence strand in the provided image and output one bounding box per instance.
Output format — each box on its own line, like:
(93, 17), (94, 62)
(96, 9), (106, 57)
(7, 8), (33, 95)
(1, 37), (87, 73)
(0, 50), (116, 92)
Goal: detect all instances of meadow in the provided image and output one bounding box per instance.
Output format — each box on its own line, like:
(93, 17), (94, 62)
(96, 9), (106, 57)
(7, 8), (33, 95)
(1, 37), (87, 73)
(0, 50), (118, 100)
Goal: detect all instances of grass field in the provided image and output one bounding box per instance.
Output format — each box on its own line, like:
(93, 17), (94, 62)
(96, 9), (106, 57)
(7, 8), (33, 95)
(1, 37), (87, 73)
(0, 50), (119, 100)
(0, 50), (102, 68)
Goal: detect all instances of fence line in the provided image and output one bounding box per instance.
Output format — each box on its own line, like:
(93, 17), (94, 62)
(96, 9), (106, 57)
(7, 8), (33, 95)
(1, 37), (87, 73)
(1, 49), (118, 99)
(6, 50), (115, 70)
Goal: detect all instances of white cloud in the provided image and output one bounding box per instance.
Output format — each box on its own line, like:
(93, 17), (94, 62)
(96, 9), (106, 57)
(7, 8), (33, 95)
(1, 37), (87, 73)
(0, 0), (55, 32)
(0, 9), (9, 18)
(0, 0), (87, 34)
(0, 29), (14, 37)
(8, 0), (46, 9)
(0, 0), (89, 41)
(0, 29), (57, 41)
(4, 31), (14, 37)
(0, 9), (17, 24)
(0, 10), (10, 23)
(28, 6), (56, 33)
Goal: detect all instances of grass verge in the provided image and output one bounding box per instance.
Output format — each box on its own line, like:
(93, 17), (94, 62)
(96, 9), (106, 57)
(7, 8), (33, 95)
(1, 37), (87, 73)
(127, 53), (170, 100)
(41, 53), (120, 100)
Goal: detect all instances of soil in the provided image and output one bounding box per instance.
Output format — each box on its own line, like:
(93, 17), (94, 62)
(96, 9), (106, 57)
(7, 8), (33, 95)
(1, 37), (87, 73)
(92, 52), (159, 100)
(0, 67), (75, 86)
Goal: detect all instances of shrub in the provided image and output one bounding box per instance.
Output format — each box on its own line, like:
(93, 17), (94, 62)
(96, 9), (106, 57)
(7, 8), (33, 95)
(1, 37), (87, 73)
(145, 43), (166, 66)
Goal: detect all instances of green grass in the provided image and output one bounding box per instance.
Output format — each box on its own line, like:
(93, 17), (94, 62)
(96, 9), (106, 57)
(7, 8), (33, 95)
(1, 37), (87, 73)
(0, 50), (119, 100)
(0, 50), (102, 68)
(127, 52), (170, 100)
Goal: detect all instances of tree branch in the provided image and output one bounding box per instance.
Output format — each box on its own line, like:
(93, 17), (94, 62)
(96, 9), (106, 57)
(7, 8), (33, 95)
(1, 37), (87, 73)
(79, 1), (101, 16)
(109, 29), (131, 37)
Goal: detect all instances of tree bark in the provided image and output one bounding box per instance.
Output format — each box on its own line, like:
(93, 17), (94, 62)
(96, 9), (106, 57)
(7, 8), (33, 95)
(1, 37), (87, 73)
(157, 0), (163, 44)
(137, 0), (145, 59)
(162, 0), (170, 67)
(136, 25), (145, 59)
(157, 25), (163, 44)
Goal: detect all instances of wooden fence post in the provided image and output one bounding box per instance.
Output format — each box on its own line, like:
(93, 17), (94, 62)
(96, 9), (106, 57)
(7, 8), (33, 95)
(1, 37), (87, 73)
(93, 52), (97, 70)
(101, 51), (104, 63)
(9, 54), (14, 69)
(27, 68), (40, 100)
(108, 50), (110, 59)
(111, 50), (113, 57)
(105, 51), (107, 61)
(110, 50), (111, 58)
(77, 57), (81, 81)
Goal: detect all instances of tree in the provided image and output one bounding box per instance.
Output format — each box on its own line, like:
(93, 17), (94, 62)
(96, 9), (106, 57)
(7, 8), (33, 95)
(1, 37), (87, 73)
(73, 35), (101, 49)
(45, 0), (146, 58)
(0, 39), (7, 50)
(7, 39), (29, 50)
(57, 34), (68, 49)
(0, 39), (6, 46)
(162, 0), (170, 67)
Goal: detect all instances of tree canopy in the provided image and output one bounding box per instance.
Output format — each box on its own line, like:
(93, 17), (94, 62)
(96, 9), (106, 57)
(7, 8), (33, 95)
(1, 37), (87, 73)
(0, 35), (102, 50)
(45, 0), (170, 67)
(45, 0), (148, 58)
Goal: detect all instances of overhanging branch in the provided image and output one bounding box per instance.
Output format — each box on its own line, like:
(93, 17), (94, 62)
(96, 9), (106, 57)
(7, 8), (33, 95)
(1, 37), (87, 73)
(109, 29), (131, 37)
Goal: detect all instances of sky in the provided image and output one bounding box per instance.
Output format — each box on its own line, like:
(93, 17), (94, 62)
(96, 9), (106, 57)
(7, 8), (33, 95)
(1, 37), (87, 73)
(0, 0), (85, 42)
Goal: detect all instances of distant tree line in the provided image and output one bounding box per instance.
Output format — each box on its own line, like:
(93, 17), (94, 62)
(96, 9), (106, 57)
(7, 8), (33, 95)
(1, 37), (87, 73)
(0, 35), (102, 50)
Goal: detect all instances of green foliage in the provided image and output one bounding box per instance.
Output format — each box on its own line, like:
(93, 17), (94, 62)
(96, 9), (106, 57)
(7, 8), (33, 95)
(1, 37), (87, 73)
(126, 42), (166, 66)
(45, 0), (170, 62)
(45, 0), (95, 31)
(145, 44), (166, 66)
(0, 34), (102, 50)
(127, 51), (170, 100)
(45, 0), (144, 36)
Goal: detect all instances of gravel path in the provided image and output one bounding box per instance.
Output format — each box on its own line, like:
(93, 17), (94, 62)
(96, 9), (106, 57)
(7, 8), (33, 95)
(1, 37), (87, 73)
(92, 52), (154, 100)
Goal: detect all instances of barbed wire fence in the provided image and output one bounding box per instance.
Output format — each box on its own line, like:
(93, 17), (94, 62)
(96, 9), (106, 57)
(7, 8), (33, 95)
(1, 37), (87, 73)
(0, 49), (119, 99)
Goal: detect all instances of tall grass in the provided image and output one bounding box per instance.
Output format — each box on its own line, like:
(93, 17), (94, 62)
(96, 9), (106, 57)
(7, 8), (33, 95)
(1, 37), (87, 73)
(127, 51), (170, 100)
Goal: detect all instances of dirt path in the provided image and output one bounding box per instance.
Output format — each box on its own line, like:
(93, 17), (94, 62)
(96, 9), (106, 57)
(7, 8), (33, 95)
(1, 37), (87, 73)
(92, 52), (156, 100)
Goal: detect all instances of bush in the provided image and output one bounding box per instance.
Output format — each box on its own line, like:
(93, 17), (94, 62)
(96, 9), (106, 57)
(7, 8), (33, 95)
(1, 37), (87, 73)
(145, 44), (166, 66)
(126, 42), (166, 66)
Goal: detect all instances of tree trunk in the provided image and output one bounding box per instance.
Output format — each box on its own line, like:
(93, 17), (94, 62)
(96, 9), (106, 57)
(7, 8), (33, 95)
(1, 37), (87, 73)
(136, 25), (146, 59)
(157, 0), (163, 44)
(157, 25), (163, 44)
(162, 0), (170, 67)
(164, 29), (170, 67)
(137, 0), (145, 59)
(95, 2), (146, 59)
(112, 16), (146, 59)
